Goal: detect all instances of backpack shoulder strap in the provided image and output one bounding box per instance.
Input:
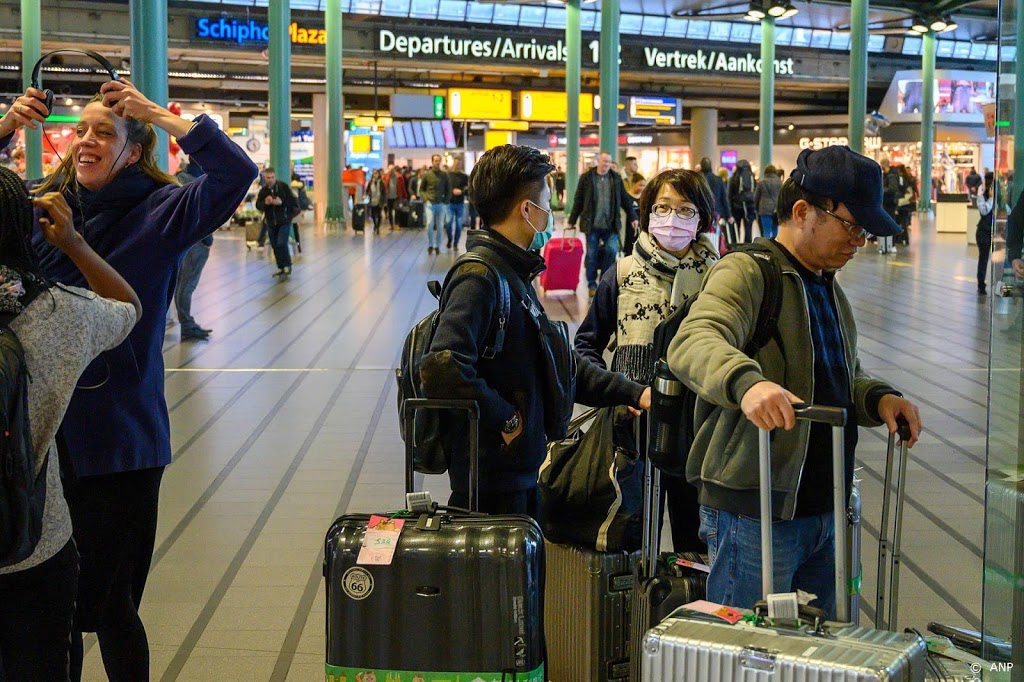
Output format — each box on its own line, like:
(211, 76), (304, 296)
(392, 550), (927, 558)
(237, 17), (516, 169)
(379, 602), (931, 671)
(727, 245), (783, 357)
(443, 252), (511, 359)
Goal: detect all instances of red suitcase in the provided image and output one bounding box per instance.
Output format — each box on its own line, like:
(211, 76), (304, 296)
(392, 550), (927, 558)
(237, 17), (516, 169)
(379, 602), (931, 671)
(539, 235), (584, 293)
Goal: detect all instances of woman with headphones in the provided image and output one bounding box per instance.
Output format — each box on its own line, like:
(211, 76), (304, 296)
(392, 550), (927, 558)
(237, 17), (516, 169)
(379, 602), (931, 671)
(3, 77), (257, 681)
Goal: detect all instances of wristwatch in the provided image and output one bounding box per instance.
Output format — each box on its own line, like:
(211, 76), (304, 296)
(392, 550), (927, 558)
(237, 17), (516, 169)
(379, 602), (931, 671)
(502, 412), (521, 435)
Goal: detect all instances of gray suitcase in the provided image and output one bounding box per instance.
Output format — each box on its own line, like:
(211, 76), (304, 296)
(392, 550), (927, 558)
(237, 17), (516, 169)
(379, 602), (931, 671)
(544, 541), (638, 681)
(640, 405), (928, 682)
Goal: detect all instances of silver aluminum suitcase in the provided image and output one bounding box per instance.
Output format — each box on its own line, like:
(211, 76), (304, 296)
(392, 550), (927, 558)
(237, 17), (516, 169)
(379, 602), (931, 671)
(641, 405), (927, 682)
(544, 541), (639, 681)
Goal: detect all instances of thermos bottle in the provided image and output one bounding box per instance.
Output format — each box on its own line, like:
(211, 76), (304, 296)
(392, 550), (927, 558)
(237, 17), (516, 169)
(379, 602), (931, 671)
(650, 359), (686, 467)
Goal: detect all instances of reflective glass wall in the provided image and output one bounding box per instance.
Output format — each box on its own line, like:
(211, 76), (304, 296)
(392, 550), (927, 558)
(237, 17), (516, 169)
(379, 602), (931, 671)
(985, 0), (1024, 676)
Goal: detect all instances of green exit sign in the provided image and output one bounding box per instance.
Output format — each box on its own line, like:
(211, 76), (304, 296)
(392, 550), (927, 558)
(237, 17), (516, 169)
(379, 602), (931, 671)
(433, 95), (445, 119)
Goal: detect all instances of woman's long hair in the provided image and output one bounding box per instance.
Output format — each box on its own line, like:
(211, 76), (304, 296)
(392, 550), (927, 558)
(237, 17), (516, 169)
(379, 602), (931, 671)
(34, 95), (178, 196)
(0, 166), (44, 277)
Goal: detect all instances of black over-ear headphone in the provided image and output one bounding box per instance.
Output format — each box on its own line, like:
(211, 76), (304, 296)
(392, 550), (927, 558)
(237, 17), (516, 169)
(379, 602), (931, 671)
(29, 49), (119, 116)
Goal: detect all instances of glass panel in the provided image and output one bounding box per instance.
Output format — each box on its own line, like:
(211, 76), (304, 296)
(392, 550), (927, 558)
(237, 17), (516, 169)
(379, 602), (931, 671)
(730, 22), (753, 43)
(775, 26), (793, 46)
(492, 4), (519, 25)
(902, 36), (923, 55)
(686, 21), (709, 39)
(409, 0), (437, 18)
(350, 0), (380, 14)
(867, 34), (885, 51)
(465, 2), (492, 23)
(545, 7), (567, 29)
(437, 0), (465, 21)
(708, 21), (731, 42)
(619, 14), (642, 34)
(519, 6), (546, 27)
(954, 40), (972, 58)
(790, 27), (811, 47)
(381, 0), (409, 16)
(664, 18), (689, 37)
(810, 29), (831, 49)
(830, 32), (850, 50)
(580, 10), (599, 31)
(985, 0), (1023, 669)
(987, 44), (999, 61)
(750, 22), (762, 43)
(937, 39), (956, 57)
(643, 15), (667, 36)
(970, 42), (989, 59)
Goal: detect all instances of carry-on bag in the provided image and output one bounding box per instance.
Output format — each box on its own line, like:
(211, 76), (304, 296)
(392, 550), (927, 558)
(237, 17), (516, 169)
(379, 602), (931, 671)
(351, 204), (366, 232)
(639, 404), (928, 682)
(245, 219), (262, 243)
(538, 230), (584, 293)
(324, 398), (545, 681)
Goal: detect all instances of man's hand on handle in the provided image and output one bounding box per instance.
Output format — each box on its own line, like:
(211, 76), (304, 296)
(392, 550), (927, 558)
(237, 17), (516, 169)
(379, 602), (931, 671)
(740, 381), (804, 431)
(877, 394), (922, 447)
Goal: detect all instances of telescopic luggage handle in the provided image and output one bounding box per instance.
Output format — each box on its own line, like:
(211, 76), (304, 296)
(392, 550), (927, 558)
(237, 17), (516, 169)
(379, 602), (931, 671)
(875, 416), (912, 630)
(403, 398), (480, 512)
(759, 404), (849, 620)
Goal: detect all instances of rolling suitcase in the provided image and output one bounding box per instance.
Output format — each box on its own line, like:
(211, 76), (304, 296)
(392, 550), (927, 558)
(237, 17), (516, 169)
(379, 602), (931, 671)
(406, 200), (426, 228)
(324, 399), (545, 681)
(639, 404), (928, 682)
(352, 204), (366, 232)
(538, 231), (584, 293)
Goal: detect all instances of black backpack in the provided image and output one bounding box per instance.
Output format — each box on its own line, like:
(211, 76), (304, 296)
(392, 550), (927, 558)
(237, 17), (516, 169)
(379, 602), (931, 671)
(396, 252), (511, 474)
(649, 243), (783, 476)
(739, 168), (755, 202)
(0, 281), (47, 568)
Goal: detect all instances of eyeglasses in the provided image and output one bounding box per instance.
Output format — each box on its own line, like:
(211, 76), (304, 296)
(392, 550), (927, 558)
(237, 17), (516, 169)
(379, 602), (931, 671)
(651, 203), (698, 219)
(811, 204), (869, 241)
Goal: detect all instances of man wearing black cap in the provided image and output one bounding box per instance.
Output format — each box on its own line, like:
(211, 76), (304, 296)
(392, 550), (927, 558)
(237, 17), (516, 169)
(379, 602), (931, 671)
(667, 145), (923, 619)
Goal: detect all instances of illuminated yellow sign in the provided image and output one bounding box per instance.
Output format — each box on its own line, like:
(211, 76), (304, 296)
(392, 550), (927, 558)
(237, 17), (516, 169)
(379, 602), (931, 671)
(448, 89), (513, 120)
(484, 130), (515, 150)
(350, 135), (371, 153)
(489, 120), (530, 131)
(290, 22), (326, 45)
(520, 91), (594, 123)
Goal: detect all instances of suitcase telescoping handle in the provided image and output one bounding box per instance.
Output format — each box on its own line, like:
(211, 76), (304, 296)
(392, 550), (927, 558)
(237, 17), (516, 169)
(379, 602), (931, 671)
(402, 398), (481, 512)
(875, 416), (912, 630)
(759, 404), (848, 621)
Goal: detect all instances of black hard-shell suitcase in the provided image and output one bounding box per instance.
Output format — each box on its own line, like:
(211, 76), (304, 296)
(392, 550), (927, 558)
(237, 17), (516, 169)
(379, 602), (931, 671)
(352, 204), (366, 232)
(324, 399), (545, 681)
(404, 200), (425, 228)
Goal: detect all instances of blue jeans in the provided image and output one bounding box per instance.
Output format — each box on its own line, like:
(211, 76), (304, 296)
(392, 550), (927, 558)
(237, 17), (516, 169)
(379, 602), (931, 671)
(585, 230), (619, 288)
(446, 203), (465, 247)
(268, 222), (292, 269)
(699, 505), (837, 618)
(759, 214), (777, 239)
(425, 202), (447, 249)
(174, 240), (211, 333)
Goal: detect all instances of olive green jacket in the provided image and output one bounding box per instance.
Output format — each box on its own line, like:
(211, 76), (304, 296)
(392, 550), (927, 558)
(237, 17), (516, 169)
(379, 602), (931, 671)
(667, 238), (895, 520)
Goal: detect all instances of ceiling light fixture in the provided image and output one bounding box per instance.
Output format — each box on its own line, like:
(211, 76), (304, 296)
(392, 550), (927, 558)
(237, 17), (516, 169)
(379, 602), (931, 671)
(910, 15), (957, 34)
(779, 4), (798, 19)
(767, 3), (786, 17)
(746, 3), (765, 20)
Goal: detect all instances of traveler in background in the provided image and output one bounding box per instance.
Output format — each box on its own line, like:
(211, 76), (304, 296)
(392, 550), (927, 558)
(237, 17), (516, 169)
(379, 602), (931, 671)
(289, 174), (309, 254)
(1006, 169), (1015, 212)
(421, 144), (651, 521)
(716, 167), (730, 184)
(366, 168), (386, 235)
(879, 157), (902, 254)
(699, 157), (732, 240)
(173, 159), (214, 341)
(623, 156), (645, 196)
(447, 157), (469, 251)
(965, 166), (982, 200)
(554, 166), (566, 205)
(408, 166), (424, 199)
(753, 164), (782, 239)
(0, 166), (139, 682)
(383, 163), (408, 230)
(896, 165), (917, 246)
(669, 146), (921, 619)
(566, 151), (639, 297)
(5, 78), (256, 681)
(256, 167), (298, 277)
(976, 171), (996, 296)
(417, 154), (451, 255)
(575, 168), (718, 552)
(623, 176), (646, 256)
(729, 159), (758, 243)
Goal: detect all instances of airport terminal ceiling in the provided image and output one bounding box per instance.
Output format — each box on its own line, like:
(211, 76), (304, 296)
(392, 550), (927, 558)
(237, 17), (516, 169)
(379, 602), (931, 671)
(0, 0), (1000, 127)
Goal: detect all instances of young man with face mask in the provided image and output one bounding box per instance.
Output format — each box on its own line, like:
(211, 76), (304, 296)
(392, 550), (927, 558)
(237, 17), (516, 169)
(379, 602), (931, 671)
(420, 145), (652, 521)
(668, 146), (923, 619)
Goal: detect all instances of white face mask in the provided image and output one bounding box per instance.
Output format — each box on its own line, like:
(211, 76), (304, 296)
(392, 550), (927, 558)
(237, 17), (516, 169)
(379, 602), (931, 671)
(649, 212), (699, 251)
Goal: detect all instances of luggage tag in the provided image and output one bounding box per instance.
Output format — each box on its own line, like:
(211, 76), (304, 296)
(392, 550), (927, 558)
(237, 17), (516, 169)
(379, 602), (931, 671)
(674, 557), (711, 573)
(682, 600), (745, 624)
(356, 515), (405, 566)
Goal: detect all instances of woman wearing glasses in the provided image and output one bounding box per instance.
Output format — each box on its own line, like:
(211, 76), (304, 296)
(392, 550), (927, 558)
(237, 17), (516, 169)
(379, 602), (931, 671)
(574, 168), (719, 552)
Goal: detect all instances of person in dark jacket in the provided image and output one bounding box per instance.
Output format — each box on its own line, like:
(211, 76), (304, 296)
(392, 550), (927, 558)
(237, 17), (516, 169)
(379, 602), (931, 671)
(1008, 196), (1024, 281)
(728, 159), (757, 243)
(173, 160), (214, 341)
(421, 144), (651, 521)
(879, 157), (902, 254)
(566, 152), (639, 296)
(446, 157), (469, 251)
(256, 167), (298, 277)
(699, 157), (732, 243)
(5, 79), (257, 681)
(383, 163), (409, 230)
(753, 165), (783, 239)
(976, 172), (996, 295)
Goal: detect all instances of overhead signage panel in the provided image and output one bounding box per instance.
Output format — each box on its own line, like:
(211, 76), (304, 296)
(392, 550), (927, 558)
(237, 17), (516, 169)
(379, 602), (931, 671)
(627, 96), (679, 125)
(448, 88), (513, 120)
(392, 94), (442, 119)
(520, 91), (595, 123)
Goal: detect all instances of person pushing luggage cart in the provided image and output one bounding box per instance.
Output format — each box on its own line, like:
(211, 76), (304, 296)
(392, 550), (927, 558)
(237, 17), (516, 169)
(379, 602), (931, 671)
(667, 145), (922, 620)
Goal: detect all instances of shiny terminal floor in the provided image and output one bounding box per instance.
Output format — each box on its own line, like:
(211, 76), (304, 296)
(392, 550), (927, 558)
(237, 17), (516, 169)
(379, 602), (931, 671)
(81, 215), (989, 680)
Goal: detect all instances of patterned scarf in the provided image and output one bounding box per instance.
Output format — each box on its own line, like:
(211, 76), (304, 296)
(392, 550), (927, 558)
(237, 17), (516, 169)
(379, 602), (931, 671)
(0, 265), (26, 314)
(611, 230), (718, 383)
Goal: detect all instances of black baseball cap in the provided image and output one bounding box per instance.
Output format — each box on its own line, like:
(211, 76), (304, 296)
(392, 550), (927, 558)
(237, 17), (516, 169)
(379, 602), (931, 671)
(790, 146), (903, 238)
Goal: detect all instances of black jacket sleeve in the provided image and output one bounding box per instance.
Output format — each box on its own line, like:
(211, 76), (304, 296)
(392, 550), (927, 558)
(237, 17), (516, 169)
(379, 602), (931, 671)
(1008, 200), (1024, 263)
(620, 177), (639, 222)
(567, 172), (587, 226)
(255, 186), (270, 213)
(281, 183), (297, 215)
(420, 265), (517, 432)
(574, 266), (619, 368)
(575, 353), (646, 409)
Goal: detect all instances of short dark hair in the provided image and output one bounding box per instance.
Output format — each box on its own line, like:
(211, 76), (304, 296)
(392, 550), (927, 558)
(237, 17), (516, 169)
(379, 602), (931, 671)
(625, 156), (637, 162)
(776, 178), (836, 225)
(699, 157), (712, 173)
(638, 169), (716, 235)
(468, 145), (555, 227)
(264, 167), (276, 175)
